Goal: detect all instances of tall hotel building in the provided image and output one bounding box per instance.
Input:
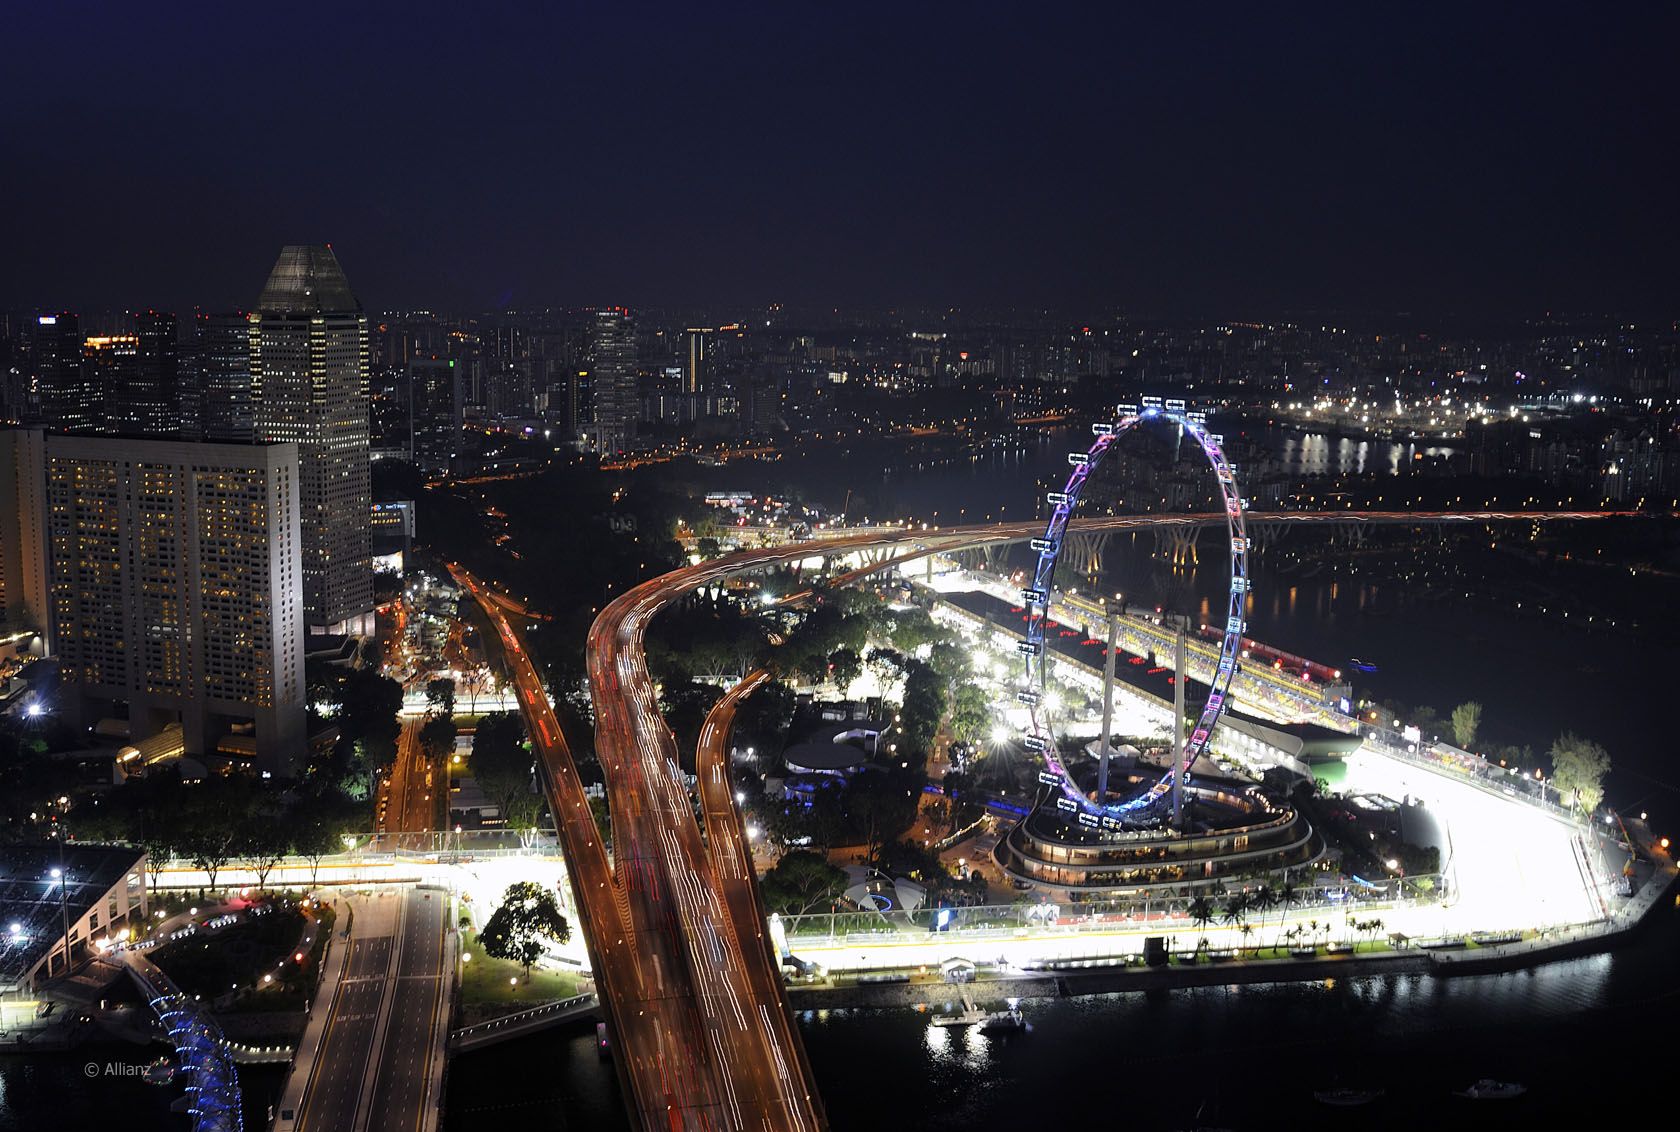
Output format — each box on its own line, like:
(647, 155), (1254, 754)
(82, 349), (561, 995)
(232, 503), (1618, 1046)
(0, 429), (49, 639)
(248, 245), (374, 635)
(9, 432), (307, 775)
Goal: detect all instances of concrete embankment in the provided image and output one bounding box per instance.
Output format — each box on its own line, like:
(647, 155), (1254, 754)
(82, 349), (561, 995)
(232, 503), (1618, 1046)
(1430, 857), (1677, 977)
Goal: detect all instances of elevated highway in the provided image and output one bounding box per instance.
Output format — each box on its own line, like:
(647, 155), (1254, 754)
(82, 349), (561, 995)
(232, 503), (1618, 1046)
(456, 508), (1634, 1129)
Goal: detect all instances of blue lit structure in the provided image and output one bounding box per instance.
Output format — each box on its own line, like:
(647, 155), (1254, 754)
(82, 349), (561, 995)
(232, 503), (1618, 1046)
(125, 949), (243, 1132)
(1020, 401), (1249, 827)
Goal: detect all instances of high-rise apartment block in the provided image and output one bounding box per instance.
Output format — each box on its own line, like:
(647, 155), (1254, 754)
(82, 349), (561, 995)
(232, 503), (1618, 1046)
(3, 431), (307, 774)
(249, 245), (374, 635)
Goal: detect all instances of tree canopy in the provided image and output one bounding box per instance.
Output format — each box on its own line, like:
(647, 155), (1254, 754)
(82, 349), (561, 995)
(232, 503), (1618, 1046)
(1550, 732), (1611, 812)
(470, 712), (541, 829)
(426, 677), (456, 716)
(1450, 701), (1482, 749)
(479, 880), (571, 977)
(950, 684), (991, 745)
(758, 850), (848, 915)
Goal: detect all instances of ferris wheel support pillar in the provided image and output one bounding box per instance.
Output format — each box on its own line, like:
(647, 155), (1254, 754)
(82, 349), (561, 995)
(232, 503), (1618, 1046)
(1172, 618), (1187, 829)
(1097, 612), (1118, 805)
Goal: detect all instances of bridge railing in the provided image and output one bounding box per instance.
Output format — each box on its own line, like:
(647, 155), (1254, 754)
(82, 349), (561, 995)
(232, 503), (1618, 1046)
(448, 992), (599, 1048)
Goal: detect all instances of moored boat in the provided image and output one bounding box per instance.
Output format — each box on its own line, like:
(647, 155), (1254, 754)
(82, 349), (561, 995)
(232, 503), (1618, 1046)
(1454, 1079), (1526, 1100)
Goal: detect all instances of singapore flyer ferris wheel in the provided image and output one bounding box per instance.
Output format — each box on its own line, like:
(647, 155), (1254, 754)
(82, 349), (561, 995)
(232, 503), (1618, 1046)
(1017, 399), (1251, 829)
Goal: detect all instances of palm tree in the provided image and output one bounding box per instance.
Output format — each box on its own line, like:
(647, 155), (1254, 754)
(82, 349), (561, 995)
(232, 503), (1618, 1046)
(1275, 880), (1300, 941)
(1252, 884), (1276, 951)
(1239, 922), (1256, 958)
(1187, 896), (1215, 934)
(1221, 894), (1249, 946)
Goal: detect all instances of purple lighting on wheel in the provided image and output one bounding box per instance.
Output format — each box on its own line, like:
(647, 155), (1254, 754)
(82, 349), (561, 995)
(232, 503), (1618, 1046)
(1018, 405), (1251, 823)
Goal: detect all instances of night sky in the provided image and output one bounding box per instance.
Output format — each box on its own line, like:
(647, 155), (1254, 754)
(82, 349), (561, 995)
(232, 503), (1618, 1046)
(4, 3), (1677, 317)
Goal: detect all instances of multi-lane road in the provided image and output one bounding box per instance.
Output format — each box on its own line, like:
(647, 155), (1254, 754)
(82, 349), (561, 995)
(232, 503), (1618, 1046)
(378, 716), (439, 835)
(368, 888), (449, 1132)
(456, 509), (1631, 1131)
(291, 889), (448, 1132)
(696, 671), (827, 1109)
(294, 897), (394, 1132)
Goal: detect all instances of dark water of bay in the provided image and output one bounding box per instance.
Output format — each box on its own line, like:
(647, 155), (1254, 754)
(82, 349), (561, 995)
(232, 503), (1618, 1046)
(441, 902), (1679, 1131)
(0, 1044), (283, 1132)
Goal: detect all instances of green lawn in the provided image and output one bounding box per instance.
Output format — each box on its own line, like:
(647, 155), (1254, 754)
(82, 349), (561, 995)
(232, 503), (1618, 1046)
(458, 931), (586, 1006)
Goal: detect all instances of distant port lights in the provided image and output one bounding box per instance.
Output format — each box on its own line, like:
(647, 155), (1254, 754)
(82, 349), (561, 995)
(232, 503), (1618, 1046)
(1019, 402), (1251, 823)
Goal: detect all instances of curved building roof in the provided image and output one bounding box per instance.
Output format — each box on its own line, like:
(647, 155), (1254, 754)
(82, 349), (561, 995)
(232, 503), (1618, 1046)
(783, 740), (869, 773)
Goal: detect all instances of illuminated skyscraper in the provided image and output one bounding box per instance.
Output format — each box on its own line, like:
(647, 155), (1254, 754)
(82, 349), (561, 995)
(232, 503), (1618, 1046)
(589, 307), (637, 455)
(31, 313), (98, 433)
(249, 245), (374, 635)
(197, 312), (254, 442)
(102, 311), (181, 437)
(408, 356), (464, 474)
(682, 327), (711, 395)
(81, 334), (138, 431)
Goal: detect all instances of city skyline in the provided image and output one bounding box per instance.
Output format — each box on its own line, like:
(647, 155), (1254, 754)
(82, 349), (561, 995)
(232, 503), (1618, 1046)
(2, 8), (1677, 1130)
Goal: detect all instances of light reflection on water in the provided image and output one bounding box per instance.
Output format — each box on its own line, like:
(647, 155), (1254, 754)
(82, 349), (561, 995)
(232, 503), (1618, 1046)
(793, 939), (1658, 1130)
(1277, 431), (1462, 477)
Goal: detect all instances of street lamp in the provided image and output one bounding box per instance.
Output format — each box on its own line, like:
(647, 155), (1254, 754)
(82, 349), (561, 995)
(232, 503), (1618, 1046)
(49, 862), (69, 974)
